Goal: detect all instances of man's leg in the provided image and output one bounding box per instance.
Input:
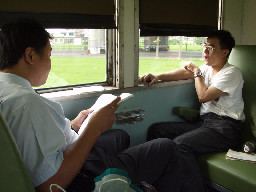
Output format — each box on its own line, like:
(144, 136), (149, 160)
(107, 138), (182, 192)
(174, 119), (240, 192)
(147, 121), (198, 141)
(94, 129), (130, 156)
(82, 129), (130, 177)
(67, 129), (130, 192)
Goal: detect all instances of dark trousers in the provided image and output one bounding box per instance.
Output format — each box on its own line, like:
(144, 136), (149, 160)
(68, 129), (182, 192)
(147, 112), (241, 192)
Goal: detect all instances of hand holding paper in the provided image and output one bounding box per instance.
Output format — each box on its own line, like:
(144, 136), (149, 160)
(78, 93), (134, 135)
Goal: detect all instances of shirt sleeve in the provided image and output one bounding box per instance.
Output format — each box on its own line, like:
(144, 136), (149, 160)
(211, 66), (243, 95)
(14, 97), (68, 187)
(63, 118), (79, 148)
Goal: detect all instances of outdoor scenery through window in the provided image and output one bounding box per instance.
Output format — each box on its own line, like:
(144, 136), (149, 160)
(39, 29), (206, 89)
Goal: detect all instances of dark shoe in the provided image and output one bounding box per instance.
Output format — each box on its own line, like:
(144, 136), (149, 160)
(66, 172), (95, 192)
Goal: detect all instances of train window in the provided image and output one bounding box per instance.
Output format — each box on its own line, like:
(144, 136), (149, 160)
(139, 0), (219, 77)
(139, 36), (206, 77)
(37, 28), (109, 90)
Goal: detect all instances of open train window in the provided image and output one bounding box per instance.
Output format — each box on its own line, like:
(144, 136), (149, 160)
(0, 0), (117, 93)
(139, 0), (219, 77)
(37, 28), (109, 90)
(139, 36), (206, 76)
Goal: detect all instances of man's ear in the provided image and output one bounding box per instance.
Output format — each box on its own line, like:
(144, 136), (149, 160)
(223, 49), (230, 58)
(24, 47), (34, 64)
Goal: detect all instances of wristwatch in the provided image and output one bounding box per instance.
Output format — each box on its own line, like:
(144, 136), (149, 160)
(194, 71), (203, 78)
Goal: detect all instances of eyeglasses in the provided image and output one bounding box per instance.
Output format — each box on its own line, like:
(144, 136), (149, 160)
(201, 43), (216, 52)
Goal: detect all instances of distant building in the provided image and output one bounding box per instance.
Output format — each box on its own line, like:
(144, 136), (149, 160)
(141, 36), (169, 52)
(46, 29), (106, 54)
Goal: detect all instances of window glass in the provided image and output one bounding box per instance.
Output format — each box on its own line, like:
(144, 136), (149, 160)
(37, 29), (107, 89)
(139, 36), (206, 77)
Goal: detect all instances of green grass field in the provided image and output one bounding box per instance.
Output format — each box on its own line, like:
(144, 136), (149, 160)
(38, 57), (204, 89)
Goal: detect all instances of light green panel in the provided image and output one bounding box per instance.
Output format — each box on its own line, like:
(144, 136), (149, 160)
(61, 82), (199, 146)
(229, 45), (256, 139)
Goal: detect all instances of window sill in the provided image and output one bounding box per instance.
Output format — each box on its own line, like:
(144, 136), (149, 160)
(41, 79), (194, 102)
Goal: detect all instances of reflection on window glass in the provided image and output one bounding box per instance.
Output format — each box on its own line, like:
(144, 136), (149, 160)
(38, 29), (107, 89)
(139, 36), (207, 77)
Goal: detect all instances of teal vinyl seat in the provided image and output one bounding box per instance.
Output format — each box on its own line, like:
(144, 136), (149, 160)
(173, 107), (256, 192)
(199, 152), (256, 192)
(0, 109), (35, 192)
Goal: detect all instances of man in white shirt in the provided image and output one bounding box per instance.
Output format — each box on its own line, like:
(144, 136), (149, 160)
(0, 18), (182, 192)
(139, 30), (245, 192)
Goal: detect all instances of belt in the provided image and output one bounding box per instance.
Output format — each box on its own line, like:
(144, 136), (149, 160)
(201, 112), (241, 124)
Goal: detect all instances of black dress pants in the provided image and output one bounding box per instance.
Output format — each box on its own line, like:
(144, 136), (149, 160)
(147, 112), (241, 192)
(68, 129), (182, 192)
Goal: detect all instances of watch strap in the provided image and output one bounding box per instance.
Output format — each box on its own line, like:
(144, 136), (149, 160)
(194, 71), (203, 78)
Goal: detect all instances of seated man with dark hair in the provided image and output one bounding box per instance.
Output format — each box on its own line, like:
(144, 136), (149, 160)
(139, 30), (245, 192)
(0, 18), (182, 192)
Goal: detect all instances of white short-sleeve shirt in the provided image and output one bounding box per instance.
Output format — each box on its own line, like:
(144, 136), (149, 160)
(0, 73), (78, 186)
(199, 63), (245, 120)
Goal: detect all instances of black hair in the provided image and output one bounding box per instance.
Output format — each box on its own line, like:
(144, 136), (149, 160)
(0, 18), (52, 70)
(207, 30), (235, 57)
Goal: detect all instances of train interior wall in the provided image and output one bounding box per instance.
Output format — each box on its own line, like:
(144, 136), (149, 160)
(60, 45), (256, 147)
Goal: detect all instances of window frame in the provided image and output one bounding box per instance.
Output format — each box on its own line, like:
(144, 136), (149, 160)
(34, 0), (139, 94)
(1, 0), (221, 98)
(36, 29), (113, 94)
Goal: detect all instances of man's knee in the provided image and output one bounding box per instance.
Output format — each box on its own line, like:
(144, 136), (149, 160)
(149, 138), (179, 161)
(108, 129), (130, 140)
(174, 136), (195, 154)
(116, 129), (130, 143)
(147, 124), (163, 141)
(147, 123), (178, 141)
(111, 129), (130, 149)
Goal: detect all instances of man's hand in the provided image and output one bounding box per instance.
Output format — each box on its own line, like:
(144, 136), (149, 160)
(36, 96), (121, 192)
(87, 96), (121, 135)
(71, 109), (94, 132)
(138, 73), (159, 87)
(183, 61), (200, 73)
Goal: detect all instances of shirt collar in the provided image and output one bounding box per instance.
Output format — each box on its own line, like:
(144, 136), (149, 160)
(0, 72), (35, 92)
(223, 62), (230, 68)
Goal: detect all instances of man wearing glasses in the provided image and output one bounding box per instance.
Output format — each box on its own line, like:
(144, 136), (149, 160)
(139, 30), (245, 192)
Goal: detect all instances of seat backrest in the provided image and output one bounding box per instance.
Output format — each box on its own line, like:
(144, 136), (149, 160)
(229, 45), (256, 143)
(0, 109), (35, 192)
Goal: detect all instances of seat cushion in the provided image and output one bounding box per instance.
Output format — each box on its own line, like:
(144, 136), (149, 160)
(199, 152), (256, 192)
(172, 107), (200, 122)
(0, 110), (35, 192)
